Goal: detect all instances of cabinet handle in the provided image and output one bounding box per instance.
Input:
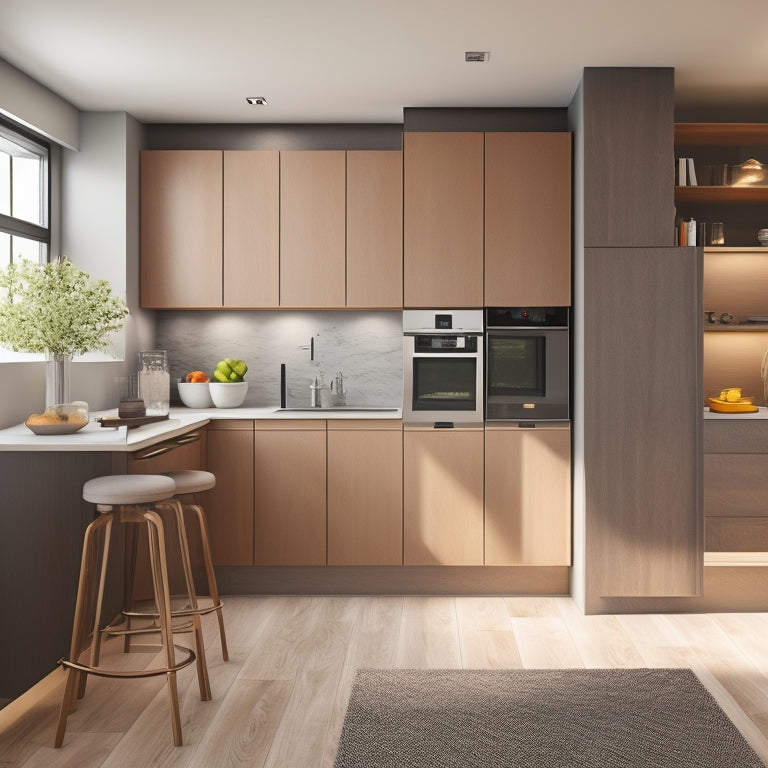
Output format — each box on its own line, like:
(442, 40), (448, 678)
(133, 432), (201, 460)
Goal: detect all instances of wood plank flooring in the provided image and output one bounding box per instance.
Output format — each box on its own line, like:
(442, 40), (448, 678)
(2, 596), (768, 767)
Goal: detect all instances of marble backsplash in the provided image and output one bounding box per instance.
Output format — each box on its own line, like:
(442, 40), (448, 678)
(155, 310), (404, 408)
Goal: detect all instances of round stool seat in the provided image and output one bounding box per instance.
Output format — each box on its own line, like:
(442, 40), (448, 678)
(163, 470), (216, 494)
(83, 474), (177, 506)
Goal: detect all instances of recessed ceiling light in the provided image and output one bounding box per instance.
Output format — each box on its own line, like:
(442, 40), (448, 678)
(465, 52), (490, 63)
(246, 96), (268, 106)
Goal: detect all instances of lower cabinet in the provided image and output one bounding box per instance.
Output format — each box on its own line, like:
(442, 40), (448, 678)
(327, 420), (403, 565)
(403, 427), (485, 565)
(253, 419), (327, 565)
(203, 419), (573, 572)
(204, 420), (255, 565)
(485, 424), (571, 566)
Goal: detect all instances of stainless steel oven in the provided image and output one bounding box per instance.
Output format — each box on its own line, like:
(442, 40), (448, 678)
(485, 306), (570, 421)
(403, 309), (484, 426)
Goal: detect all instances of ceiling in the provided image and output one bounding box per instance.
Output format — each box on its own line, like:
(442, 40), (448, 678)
(1, 0), (767, 125)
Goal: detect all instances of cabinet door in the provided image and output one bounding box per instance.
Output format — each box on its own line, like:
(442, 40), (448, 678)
(280, 151), (346, 307)
(346, 150), (403, 308)
(403, 132), (484, 308)
(584, 246), (702, 601)
(224, 151), (279, 307)
(253, 421), (327, 565)
(140, 150), (223, 308)
(485, 133), (572, 306)
(327, 422), (403, 565)
(204, 421), (255, 566)
(403, 428), (484, 565)
(485, 426), (571, 566)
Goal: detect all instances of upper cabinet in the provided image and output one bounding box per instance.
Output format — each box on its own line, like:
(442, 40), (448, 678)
(675, 123), (768, 247)
(404, 132), (485, 308)
(404, 131), (572, 308)
(140, 150), (224, 308)
(346, 150), (403, 308)
(223, 150), (280, 307)
(582, 67), (674, 248)
(141, 149), (403, 310)
(485, 132), (572, 306)
(280, 150), (346, 307)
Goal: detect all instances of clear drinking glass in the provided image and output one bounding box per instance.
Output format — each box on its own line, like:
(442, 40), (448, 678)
(138, 350), (170, 416)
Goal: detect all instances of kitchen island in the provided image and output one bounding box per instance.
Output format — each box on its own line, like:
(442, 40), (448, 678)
(0, 405), (402, 703)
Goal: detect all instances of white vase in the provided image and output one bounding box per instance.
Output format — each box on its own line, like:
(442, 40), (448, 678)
(45, 352), (72, 409)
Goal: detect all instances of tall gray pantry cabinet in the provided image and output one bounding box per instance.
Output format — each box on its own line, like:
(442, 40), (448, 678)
(573, 67), (704, 613)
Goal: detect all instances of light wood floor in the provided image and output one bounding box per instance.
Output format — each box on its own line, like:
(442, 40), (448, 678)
(3, 595), (768, 767)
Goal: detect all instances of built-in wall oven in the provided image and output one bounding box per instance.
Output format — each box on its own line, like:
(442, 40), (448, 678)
(403, 309), (484, 426)
(485, 307), (570, 422)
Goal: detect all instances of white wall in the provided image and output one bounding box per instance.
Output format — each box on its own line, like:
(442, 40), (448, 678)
(63, 112), (154, 412)
(0, 56), (79, 150)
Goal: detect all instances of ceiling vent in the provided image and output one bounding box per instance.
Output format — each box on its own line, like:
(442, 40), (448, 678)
(465, 51), (490, 63)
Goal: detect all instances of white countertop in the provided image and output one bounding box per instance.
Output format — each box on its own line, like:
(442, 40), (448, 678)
(0, 405), (402, 452)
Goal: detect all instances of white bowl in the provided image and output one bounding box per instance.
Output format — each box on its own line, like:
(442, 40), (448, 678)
(208, 381), (248, 408)
(177, 382), (214, 408)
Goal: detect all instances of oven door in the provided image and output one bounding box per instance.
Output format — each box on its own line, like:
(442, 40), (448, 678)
(485, 329), (569, 421)
(403, 336), (483, 425)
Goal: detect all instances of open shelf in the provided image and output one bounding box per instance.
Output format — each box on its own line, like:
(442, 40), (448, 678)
(675, 186), (768, 204)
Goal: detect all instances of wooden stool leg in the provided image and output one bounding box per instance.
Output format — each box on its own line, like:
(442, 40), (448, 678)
(158, 500), (212, 701)
(188, 502), (229, 661)
(55, 513), (113, 748)
(144, 508), (183, 747)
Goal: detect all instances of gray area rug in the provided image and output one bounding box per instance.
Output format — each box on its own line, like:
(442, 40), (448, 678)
(333, 668), (765, 767)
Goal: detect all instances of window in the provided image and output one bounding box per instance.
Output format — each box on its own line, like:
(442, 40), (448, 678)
(0, 119), (50, 268)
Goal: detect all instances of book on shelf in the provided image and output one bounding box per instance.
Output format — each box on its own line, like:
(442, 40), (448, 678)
(677, 217), (698, 246)
(687, 157), (697, 186)
(676, 157), (698, 186)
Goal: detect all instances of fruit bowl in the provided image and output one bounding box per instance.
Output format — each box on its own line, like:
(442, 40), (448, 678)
(208, 381), (248, 408)
(25, 402), (89, 434)
(177, 382), (214, 408)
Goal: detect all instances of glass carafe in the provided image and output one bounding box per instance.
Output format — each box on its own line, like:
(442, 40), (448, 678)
(138, 350), (170, 416)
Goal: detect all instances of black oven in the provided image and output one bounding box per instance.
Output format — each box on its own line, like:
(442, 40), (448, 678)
(403, 310), (484, 426)
(485, 307), (569, 421)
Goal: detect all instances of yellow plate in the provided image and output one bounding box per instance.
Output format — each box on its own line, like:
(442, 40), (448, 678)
(707, 397), (759, 413)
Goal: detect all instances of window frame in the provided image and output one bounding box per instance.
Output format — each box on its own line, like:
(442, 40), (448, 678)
(0, 116), (51, 263)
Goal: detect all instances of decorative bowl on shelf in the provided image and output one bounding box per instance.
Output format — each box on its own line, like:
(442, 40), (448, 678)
(25, 401), (89, 435)
(208, 381), (248, 408)
(177, 382), (214, 408)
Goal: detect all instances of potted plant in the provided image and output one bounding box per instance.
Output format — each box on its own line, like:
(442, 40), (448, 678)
(0, 257), (128, 407)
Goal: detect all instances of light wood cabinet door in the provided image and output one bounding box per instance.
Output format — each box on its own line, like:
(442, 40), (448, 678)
(485, 133), (572, 306)
(403, 132), (484, 308)
(253, 420), (327, 565)
(346, 150), (403, 308)
(280, 151), (346, 307)
(223, 151), (279, 307)
(204, 421), (255, 566)
(485, 425), (571, 566)
(327, 421), (403, 565)
(403, 428), (484, 565)
(140, 150), (223, 308)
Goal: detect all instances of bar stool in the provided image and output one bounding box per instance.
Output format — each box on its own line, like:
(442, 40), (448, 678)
(160, 470), (228, 662)
(55, 474), (204, 748)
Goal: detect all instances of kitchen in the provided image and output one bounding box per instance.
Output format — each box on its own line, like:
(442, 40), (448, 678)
(3, 3), (768, 761)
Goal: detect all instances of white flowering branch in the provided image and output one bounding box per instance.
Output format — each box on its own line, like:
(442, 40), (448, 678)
(0, 257), (128, 356)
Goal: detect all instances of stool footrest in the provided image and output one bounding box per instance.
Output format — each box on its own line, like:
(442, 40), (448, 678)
(58, 644), (195, 679)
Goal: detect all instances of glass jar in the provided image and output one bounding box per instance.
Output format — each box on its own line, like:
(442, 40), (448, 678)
(138, 350), (170, 416)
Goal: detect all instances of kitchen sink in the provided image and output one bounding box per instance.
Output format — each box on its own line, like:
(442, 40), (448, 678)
(273, 406), (400, 414)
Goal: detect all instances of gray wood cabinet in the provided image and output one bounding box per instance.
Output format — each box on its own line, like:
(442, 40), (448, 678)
(582, 68), (675, 248)
(582, 246), (703, 606)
